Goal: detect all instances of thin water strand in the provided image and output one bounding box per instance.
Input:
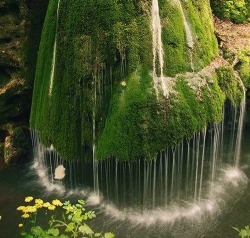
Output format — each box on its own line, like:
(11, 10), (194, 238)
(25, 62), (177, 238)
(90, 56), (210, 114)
(49, 0), (61, 96)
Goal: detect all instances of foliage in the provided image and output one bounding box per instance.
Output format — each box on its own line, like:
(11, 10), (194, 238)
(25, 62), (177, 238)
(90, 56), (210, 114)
(233, 225), (250, 237)
(16, 197), (114, 238)
(211, 0), (250, 23)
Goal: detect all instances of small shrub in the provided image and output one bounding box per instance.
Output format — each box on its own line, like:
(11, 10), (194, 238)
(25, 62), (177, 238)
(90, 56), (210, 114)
(233, 225), (250, 237)
(16, 196), (114, 238)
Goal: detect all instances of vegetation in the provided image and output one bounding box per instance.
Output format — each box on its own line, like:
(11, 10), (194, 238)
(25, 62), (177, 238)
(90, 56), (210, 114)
(211, 0), (250, 23)
(15, 196), (114, 238)
(233, 225), (250, 237)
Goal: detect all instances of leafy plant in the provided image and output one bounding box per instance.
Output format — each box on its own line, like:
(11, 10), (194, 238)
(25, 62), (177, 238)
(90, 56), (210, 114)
(17, 196), (114, 238)
(211, 0), (250, 23)
(233, 225), (250, 238)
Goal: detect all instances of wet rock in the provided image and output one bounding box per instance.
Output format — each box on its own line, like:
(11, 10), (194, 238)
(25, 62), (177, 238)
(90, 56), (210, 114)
(0, 143), (5, 170)
(0, 78), (30, 124)
(4, 126), (31, 166)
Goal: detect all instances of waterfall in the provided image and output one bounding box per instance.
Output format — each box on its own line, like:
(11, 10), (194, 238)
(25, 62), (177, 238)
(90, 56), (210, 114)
(30, 94), (247, 223)
(234, 88), (246, 167)
(92, 73), (100, 197)
(151, 0), (168, 97)
(48, 0), (61, 96)
(172, 0), (194, 71)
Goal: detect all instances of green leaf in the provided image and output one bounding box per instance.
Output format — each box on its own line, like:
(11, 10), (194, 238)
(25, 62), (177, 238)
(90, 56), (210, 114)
(233, 227), (240, 232)
(78, 200), (85, 205)
(239, 229), (248, 237)
(31, 226), (43, 236)
(59, 235), (69, 238)
(104, 232), (115, 238)
(65, 222), (74, 232)
(47, 228), (60, 236)
(79, 224), (94, 235)
(20, 231), (27, 236)
(26, 235), (34, 238)
(95, 233), (101, 237)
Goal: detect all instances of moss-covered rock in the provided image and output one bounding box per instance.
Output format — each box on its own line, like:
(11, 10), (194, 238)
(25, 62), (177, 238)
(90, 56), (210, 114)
(96, 67), (166, 160)
(236, 49), (250, 90)
(216, 66), (244, 106)
(30, 0), (231, 162)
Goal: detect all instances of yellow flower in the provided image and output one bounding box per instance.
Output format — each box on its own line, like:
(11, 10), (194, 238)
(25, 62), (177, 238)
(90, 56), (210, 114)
(18, 224), (23, 228)
(52, 199), (63, 207)
(35, 199), (43, 205)
(35, 203), (43, 209)
(21, 214), (29, 219)
(26, 206), (37, 213)
(43, 202), (51, 208)
(24, 197), (33, 203)
(17, 206), (25, 211)
(48, 205), (56, 211)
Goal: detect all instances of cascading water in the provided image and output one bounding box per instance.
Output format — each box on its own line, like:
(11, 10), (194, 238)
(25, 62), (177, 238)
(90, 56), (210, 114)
(151, 0), (168, 97)
(234, 88), (246, 167)
(172, 0), (194, 71)
(30, 95), (247, 225)
(48, 0), (61, 96)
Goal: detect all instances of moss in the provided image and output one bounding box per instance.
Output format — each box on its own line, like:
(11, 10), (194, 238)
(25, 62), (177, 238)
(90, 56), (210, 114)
(158, 0), (218, 76)
(237, 49), (250, 90)
(30, 0), (222, 161)
(96, 68), (228, 161)
(216, 66), (244, 106)
(164, 75), (224, 147)
(187, 0), (219, 69)
(30, 0), (152, 161)
(160, 0), (190, 76)
(96, 66), (166, 160)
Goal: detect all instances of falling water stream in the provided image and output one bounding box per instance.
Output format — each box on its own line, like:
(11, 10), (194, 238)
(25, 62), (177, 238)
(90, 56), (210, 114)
(27, 95), (246, 221)
(48, 0), (61, 96)
(172, 0), (194, 71)
(151, 0), (168, 97)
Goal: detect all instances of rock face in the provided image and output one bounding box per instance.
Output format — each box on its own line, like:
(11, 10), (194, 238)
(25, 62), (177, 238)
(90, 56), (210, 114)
(0, 0), (48, 168)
